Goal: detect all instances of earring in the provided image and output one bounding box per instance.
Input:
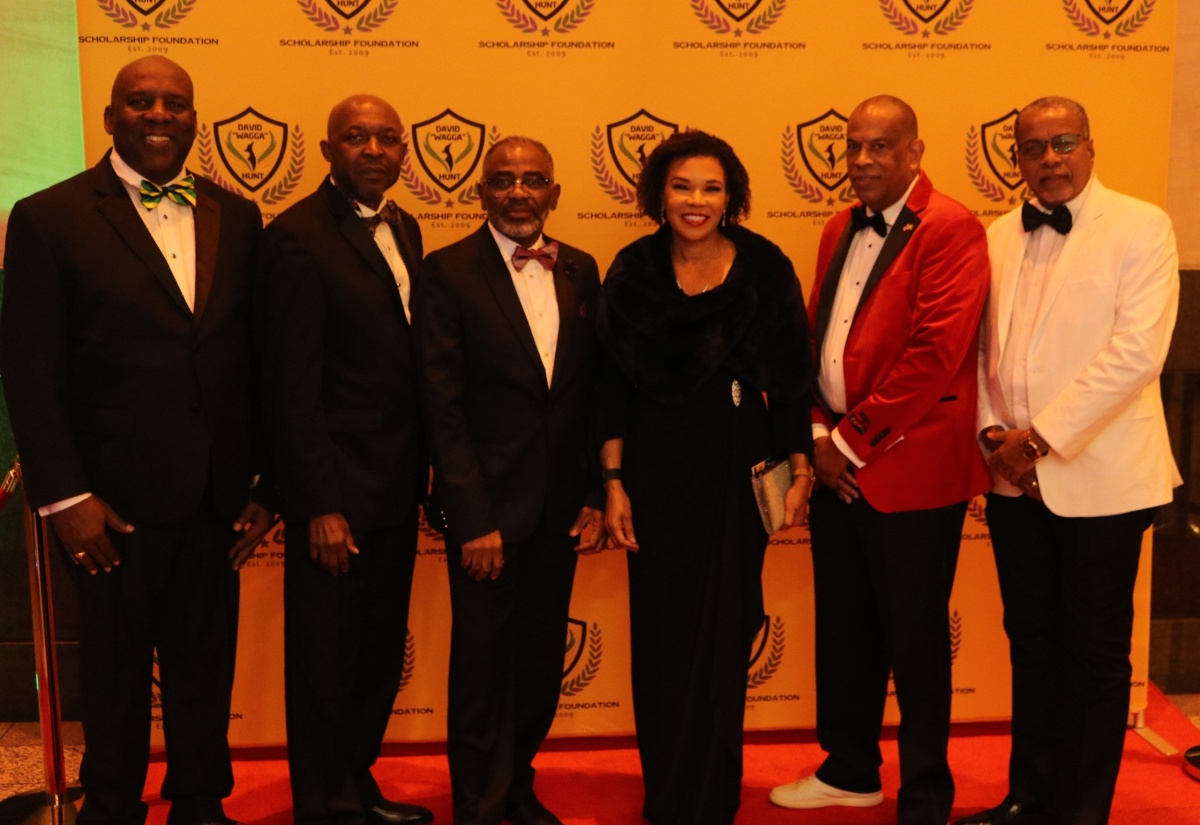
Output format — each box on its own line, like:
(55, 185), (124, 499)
(660, 207), (667, 224)
(721, 213), (727, 228)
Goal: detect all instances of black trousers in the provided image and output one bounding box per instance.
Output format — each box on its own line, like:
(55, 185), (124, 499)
(69, 501), (240, 825)
(444, 524), (578, 825)
(283, 514), (419, 825)
(985, 493), (1153, 825)
(808, 487), (965, 825)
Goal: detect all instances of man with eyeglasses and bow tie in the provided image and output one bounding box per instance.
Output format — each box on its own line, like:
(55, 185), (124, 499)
(962, 97), (1180, 825)
(255, 95), (432, 825)
(414, 136), (605, 825)
(770, 95), (990, 823)
(1, 56), (273, 825)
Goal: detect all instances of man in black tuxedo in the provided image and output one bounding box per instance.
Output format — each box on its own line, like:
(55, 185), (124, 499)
(255, 95), (431, 825)
(414, 137), (605, 825)
(1, 56), (272, 825)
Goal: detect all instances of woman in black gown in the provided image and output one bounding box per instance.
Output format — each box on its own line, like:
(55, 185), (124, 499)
(597, 131), (814, 824)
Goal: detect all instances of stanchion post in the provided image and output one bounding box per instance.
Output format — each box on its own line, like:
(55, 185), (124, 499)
(6, 454), (78, 825)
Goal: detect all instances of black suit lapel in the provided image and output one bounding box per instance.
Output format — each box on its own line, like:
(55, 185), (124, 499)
(549, 245), (579, 389)
(191, 186), (220, 321)
(94, 163), (191, 316)
(813, 221), (855, 370)
(476, 227), (544, 379)
(856, 205), (921, 315)
(322, 179), (407, 319)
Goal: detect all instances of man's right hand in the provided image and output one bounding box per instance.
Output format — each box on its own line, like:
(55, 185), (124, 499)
(309, 512), (359, 576)
(461, 530), (504, 581)
(50, 495), (132, 575)
(814, 436), (860, 504)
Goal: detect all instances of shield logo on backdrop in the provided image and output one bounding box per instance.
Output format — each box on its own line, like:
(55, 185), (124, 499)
(324, 0), (371, 19)
(797, 109), (850, 192)
(714, 0), (764, 22)
(521, 0), (570, 20)
(412, 110), (486, 195)
(902, 0), (951, 23)
(606, 110), (678, 189)
(214, 109), (288, 194)
(980, 110), (1024, 191)
(564, 618), (588, 678)
(124, 0), (168, 14)
(1084, 0), (1134, 24)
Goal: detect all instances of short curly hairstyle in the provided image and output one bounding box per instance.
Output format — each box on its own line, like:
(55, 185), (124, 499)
(636, 129), (751, 226)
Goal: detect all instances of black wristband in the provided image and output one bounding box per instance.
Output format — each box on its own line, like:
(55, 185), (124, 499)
(602, 468), (622, 482)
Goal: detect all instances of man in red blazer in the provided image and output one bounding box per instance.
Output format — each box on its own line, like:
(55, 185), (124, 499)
(1, 57), (272, 825)
(256, 95), (431, 825)
(770, 96), (990, 824)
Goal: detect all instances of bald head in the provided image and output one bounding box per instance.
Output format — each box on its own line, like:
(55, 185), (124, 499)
(104, 56), (196, 184)
(321, 94), (405, 209)
(845, 95), (924, 212)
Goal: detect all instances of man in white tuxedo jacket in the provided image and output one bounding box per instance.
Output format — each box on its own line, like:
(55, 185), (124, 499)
(963, 97), (1180, 825)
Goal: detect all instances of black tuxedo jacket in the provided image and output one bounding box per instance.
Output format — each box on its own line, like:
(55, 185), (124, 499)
(1, 154), (263, 524)
(256, 178), (424, 531)
(415, 223), (601, 546)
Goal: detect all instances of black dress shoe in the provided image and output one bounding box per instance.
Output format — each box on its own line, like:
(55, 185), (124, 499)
(953, 798), (1048, 825)
(366, 798), (434, 825)
(505, 797), (564, 825)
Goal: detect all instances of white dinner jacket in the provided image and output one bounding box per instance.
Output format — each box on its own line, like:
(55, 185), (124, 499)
(977, 176), (1181, 517)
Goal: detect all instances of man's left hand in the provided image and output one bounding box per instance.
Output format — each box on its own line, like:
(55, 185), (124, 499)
(570, 506), (607, 555)
(228, 501), (276, 570)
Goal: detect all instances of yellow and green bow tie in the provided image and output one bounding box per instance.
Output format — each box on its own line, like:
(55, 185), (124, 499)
(139, 175), (197, 209)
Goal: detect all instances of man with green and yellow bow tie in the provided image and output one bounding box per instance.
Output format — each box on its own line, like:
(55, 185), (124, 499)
(1, 55), (272, 825)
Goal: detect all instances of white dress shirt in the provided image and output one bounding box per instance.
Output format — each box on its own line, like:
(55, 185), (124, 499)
(814, 175), (919, 468)
(352, 191), (412, 322)
(488, 222), (559, 386)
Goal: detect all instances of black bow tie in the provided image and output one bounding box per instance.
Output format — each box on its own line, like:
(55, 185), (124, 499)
(1021, 202), (1072, 235)
(850, 204), (888, 237)
(363, 200), (402, 233)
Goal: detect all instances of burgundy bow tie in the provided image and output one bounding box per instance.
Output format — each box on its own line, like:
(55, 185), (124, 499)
(363, 200), (402, 233)
(511, 242), (559, 272)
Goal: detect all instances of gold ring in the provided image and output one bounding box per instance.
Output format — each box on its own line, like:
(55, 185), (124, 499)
(73, 551), (87, 559)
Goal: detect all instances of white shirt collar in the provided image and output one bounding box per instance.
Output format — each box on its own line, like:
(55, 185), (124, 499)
(488, 221), (546, 259)
(110, 148), (190, 190)
(868, 173), (921, 229)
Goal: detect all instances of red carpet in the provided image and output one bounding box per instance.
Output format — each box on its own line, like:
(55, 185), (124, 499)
(139, 685), (1200, 824)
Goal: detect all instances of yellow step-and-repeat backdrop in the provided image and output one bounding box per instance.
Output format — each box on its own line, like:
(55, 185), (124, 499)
(70, 0), (1176, 745)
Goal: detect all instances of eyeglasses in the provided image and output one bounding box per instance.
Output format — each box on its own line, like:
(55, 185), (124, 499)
(1015, 133), (1088, 160)
(481, 174), (553, 193)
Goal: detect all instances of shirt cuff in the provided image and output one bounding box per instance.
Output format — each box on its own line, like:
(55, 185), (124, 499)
(812, 423), (831, 441)
(831, 428), (866, 469)
(39, 492), (92, 517)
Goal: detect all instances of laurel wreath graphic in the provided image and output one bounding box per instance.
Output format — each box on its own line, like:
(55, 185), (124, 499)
(837, 185), (857, 203)
(98, 0), (137, 27)
(690, 0), (733, 35)
(933, 0), (974, 35)
(965, 126), (1006, 203)
(590, 127), (637, 205)
(966, 495), (988, 526)
(400, 154), (444, 206)
(747, 616), (785, 690)
(154, 0), (196, 28)
(561, 625), (602, 697)
(1115, 0), (1154, 36)
(357, 0), (398, 32)
(197, 125), (240, 195)
(260, 127), (305, 206)
(950, 610), (962, 664)
(781, 127), (824, 204)
(554, 0), (595, 33)
(1061, 0), (1101, 35)
(496, 0), (539, 33)
(745, 0), (786, 35)
(878, 0), (919, 35)
(298, 0), (340, 32)
(397, 629), (416, 693)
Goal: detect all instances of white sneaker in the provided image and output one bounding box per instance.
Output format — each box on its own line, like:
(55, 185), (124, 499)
(769, 774), (884, 809)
